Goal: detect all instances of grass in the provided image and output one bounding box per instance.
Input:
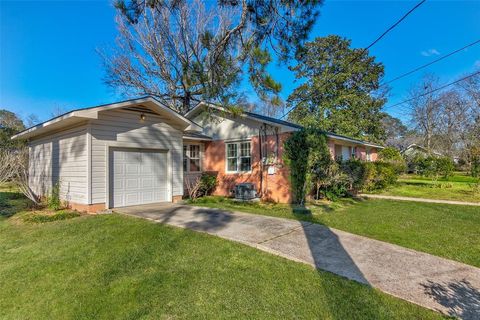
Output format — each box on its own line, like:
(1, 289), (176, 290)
(367, 173), (480, 203)
(0, 187), (443, 319)
(189, 196), (480, 268)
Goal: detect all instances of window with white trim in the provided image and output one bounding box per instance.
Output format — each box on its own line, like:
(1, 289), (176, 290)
(226, 141), (251, 172)
(366, 148), (371, 161)
(183, 144), (201, 173)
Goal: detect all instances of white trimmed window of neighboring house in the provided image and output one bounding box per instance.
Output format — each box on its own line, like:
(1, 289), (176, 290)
(351, 147), (357, 159)
(183, 144), (201, 173)
(366, 148), (371, 161)
(226, 141), (251, 173)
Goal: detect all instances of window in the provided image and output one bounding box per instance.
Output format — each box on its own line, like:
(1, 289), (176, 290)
(226, 141), (251, 172)
(227, 143), (238, 172)
(183, 146), (188, 172)
(366, 148), (371, 161)
(189, 145), (200, 172)
(351, 147), (357, 159)
(183, 144), (201, 173)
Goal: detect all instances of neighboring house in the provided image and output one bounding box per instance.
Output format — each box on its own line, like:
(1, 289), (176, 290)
(401, 144), (443, 159)
(12, 97), (382, 212)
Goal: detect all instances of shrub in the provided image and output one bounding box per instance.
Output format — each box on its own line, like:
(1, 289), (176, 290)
(472, 156), (480, 178)
(283, 129), (315, 205)
(374, 161), (398, 189)
(435, 157), (455, 179)
(199, 173), (217, 196)
(46, 182), (62, 211)
(362, 162), (378, 191)
(339, 159), (398, 192)
(323, 182), (349, 201)
(340, 158), (366, 191)
(416, 156), (455, 180)
(185, 173), (217, 199)
(378, 147), (406, 174)
(284, 130), (398, 202)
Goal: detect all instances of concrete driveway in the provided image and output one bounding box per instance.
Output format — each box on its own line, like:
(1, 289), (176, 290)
(117, 203), (480, 319)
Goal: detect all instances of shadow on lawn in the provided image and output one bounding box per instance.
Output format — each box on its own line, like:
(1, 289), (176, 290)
(0, 190), (30, 219)
(290, 199), (394, 319)
(127, 199), (396, 319)
(421, 279), (480, 320)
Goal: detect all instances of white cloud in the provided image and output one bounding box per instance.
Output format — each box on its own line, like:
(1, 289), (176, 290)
(421, 49), (440, 57)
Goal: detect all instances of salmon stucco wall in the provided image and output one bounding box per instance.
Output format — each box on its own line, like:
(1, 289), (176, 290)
(356, 146), (366, 160)
(203, 133), (293, 203)
(201, 133), (378, 204)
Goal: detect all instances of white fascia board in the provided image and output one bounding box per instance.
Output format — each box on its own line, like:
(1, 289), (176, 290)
(12, 96), (202, 140)
(327, 134), (384, 149)
(11, 112), (97, 140)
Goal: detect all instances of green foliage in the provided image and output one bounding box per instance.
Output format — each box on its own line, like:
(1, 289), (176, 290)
(373, 162), (398, 189)
(23, 210), (80, 223)
(340, 158), (366, 191)
(415, 156), (455, 180)
(285, 129), (398, 203)
(288, 36), (386, 142)
(471, 148), (480, 178)
(283, 130), (310, 204)
(378, 147), (406, 174)
(435, 157), (455, 179)
(46, 182), (62, 211)
(342, 160), (398, 192)
(0, 109), (26, 150)
(198, 173), (217, 197)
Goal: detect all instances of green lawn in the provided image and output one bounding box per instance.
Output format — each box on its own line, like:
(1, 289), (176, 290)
(189, 196), (480, 268)
(0, 189), (442, 319)
(367, 173), (480, 203)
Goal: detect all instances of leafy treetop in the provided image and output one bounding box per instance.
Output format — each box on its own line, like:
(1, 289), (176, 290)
(288, 35), (386, 142)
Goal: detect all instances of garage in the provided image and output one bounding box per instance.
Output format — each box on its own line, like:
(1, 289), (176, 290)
(111, 148), (169, 207)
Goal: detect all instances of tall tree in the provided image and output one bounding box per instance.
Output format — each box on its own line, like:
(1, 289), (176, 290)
(0, 109), (25, 150)
(287, 35), (386, 142)
(435, 89), (470, 157)
(101, 0), (323, 114)
(381, 113), (408, 149)
(408, 75), (442, 153)
(457, 71), (480, 170)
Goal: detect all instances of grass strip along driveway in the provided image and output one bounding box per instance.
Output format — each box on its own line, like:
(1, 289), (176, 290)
(189, 196), (480, 268)
(368, 174), (480, 203)
(0, 194), (442, 319)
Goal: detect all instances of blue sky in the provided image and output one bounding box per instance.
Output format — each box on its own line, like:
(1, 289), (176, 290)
(1, 0), (479, 124)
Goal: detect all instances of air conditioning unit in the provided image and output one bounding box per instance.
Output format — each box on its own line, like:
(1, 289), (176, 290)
(233, 183), (257, 200)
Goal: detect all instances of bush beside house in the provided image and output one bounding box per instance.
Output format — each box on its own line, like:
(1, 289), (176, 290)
(284, 129), (396, 204)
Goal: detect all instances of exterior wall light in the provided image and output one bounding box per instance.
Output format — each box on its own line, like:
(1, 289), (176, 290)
(140, 113), (146, 120)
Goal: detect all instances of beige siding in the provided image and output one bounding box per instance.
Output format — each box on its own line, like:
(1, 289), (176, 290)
(28, 125), (88, 204)
(90, 109), (184, 204)
(192, 111), (262, 140)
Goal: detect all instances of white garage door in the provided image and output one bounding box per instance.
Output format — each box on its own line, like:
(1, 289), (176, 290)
(111, 149), (169, 207)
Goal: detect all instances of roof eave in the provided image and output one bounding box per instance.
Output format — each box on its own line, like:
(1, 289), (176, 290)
(12, 96), (202, 140)
(185, 101), (301, 131)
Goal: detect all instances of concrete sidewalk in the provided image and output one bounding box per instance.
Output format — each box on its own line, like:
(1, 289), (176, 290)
(118, 203), (480, 319)
(359, 193), (480, 206)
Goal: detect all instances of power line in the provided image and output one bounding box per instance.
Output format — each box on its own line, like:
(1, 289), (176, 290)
(356, 0), (427, 60)
(279, 0), (427, 119)
(383, 70), (480, 111)
(382, 39), (480, 86)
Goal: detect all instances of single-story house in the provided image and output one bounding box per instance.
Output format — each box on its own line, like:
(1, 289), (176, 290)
(401, 144), (443, 159)
(12, 96), (383, 212)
